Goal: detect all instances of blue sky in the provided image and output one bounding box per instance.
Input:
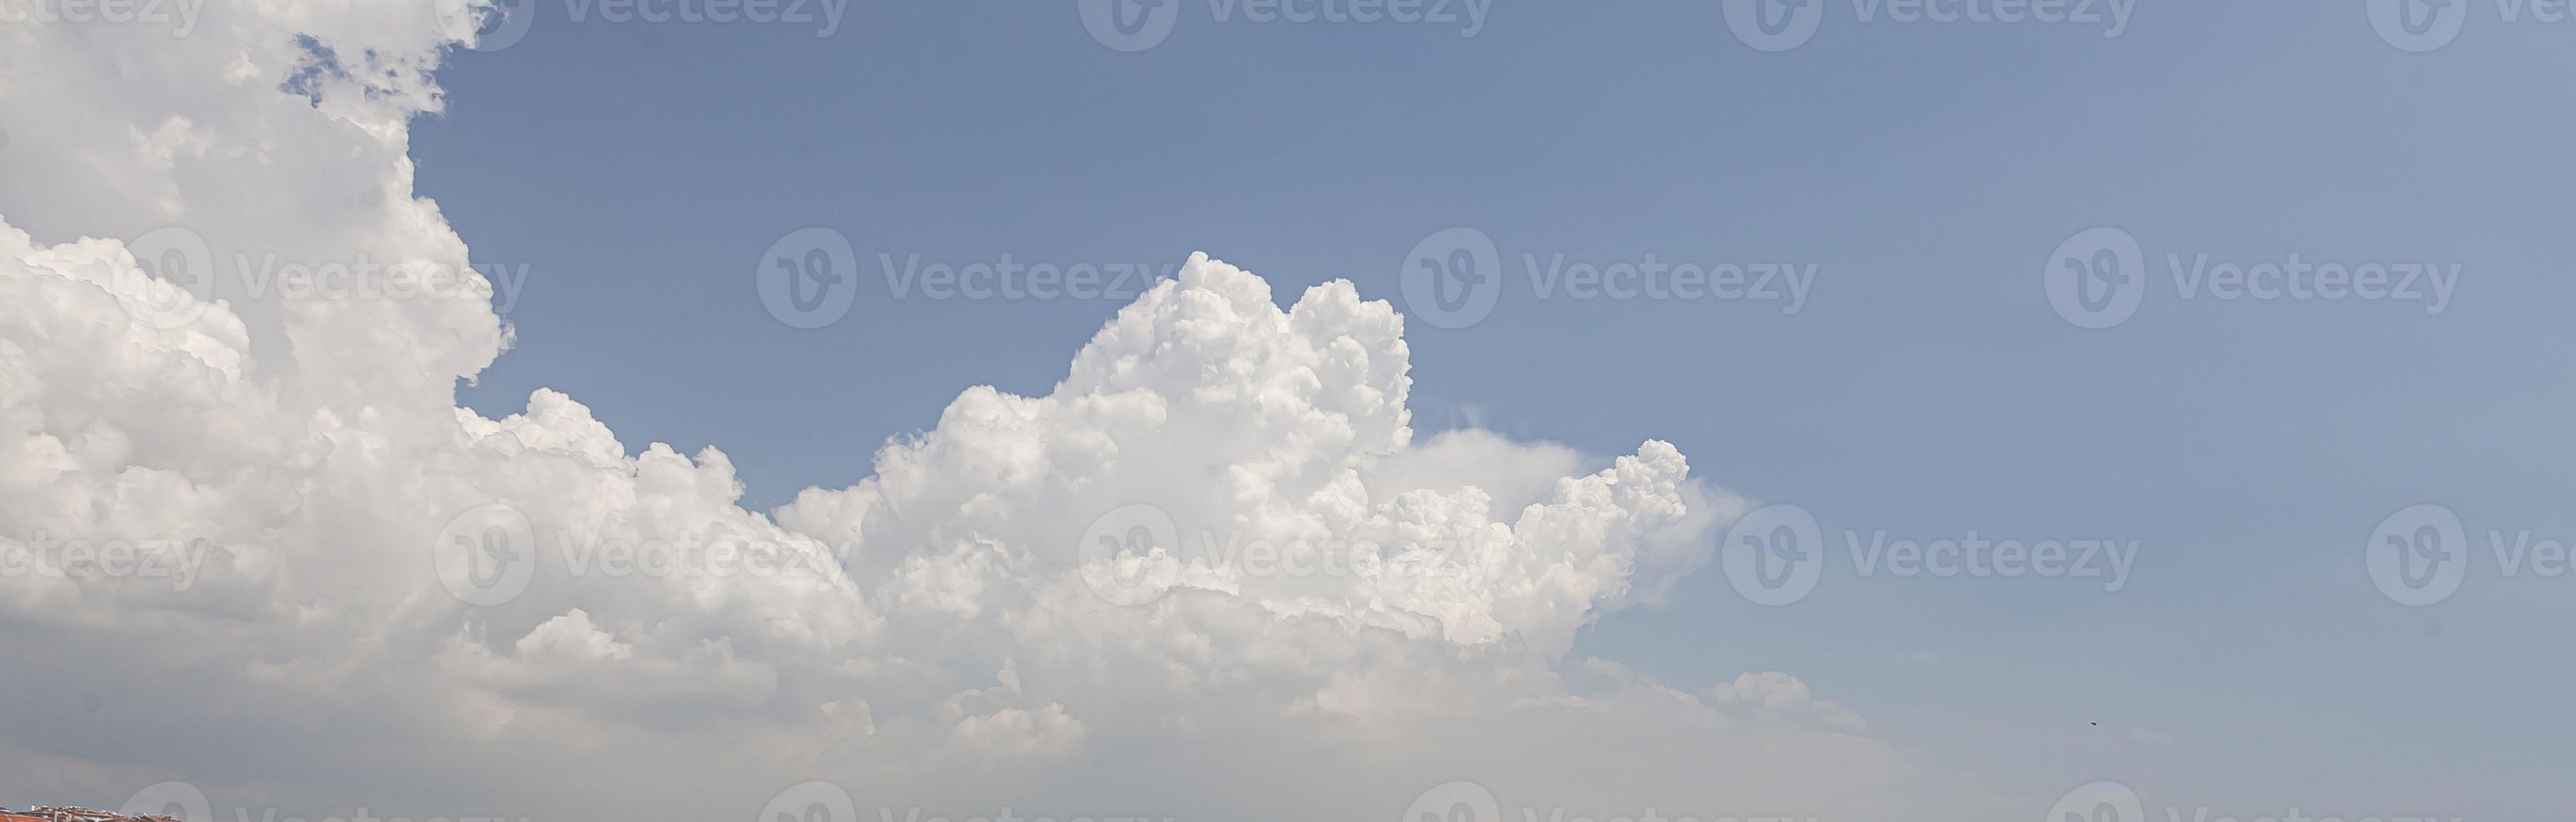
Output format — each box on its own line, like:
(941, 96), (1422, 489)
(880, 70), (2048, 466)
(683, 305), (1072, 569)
(393, 2), (2574, 816)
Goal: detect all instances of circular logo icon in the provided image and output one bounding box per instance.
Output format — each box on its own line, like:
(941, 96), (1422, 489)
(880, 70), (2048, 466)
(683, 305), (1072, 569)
(2366, 502), (2467, 606)
(1720, 0), (1824, 52)
(2043, 226), (2146, 330)
(121, 782), (215, 822)
(1080, 0), (1180, 51)
(460, 0), (537, 52)
(757, 226), (859, 330)
(1400, 226), (1503, 330)
(1077, 502), (1183, 606)
(114, 226), (216, 330)
(1720, 502), (1824, 606)
(2047, 781), (2144, 822)
(757, 781), (857, 822)
(432, 502), (537, 607)
(2366, 0), (2467, 52)
(1402, 781), (1500, 822)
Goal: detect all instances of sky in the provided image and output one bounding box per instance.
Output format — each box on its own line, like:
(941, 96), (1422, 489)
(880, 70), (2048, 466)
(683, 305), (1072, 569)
(2, 2), (2570, 821)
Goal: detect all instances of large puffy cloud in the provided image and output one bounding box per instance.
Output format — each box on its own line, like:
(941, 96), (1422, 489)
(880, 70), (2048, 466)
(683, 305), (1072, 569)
(0, 5), (2004, 822)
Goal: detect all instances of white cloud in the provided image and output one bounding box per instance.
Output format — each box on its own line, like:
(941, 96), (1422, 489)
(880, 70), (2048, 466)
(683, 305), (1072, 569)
(0, 5), (2001, 821)
(1704, 670), (1867, 731)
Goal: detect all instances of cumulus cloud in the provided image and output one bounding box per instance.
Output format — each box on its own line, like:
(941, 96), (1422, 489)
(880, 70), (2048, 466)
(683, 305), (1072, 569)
(0, 5), (2001, 822)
